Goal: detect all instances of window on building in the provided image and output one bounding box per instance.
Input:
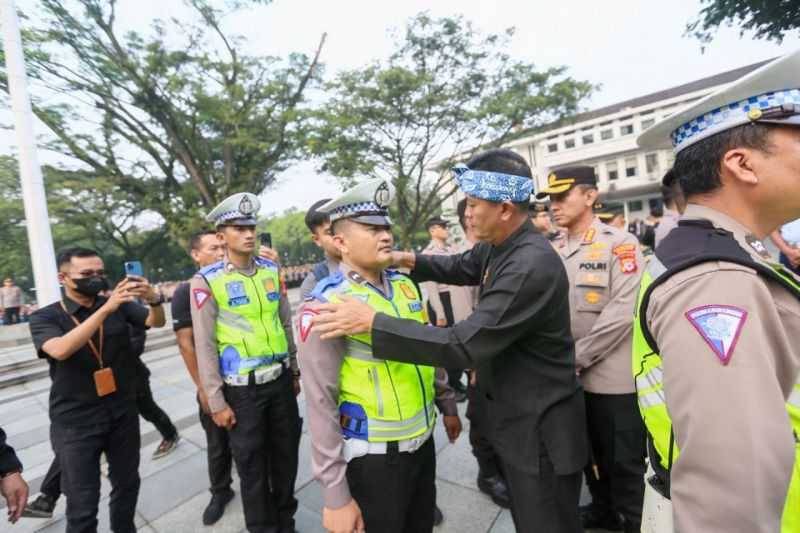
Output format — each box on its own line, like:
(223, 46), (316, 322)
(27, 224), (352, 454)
(619, 115), (633, 121)
(620, 124), (634, 136)
(628, 200), (643, 212)
(599, 121), (612, 126)
(625, 157), (637, 177)
(582, 134), (594, 145)
(641, 118), (656, 130)
(564, 138), (575, 149)
(645, 153), (659, 174)
(547, 143), (558, 153)
(640, 109), (654, 116)
(600, 129), (613, 140)
(606, 161), (618, 181)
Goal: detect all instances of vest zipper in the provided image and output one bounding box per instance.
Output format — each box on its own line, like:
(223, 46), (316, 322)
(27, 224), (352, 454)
(248, 276), (272, 355)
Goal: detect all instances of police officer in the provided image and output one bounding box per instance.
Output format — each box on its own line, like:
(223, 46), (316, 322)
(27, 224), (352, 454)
(172, 229), (235, 525)
(297, 179), (462, 533)
(190, 193), (301, 533)
(529, 201), (559, 240)
(311, 149), (588, 533)
(632, 50), (800, 533)
(299, 199), (341, 300)
(538, 167), (646, 532)
(597, 203), (627, 231)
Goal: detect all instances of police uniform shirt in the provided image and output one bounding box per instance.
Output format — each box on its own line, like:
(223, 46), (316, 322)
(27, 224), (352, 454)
(190, 256), (297, 414)
(552, 218), (644, 394)
(29, 296), (149, 425)
(299, 258), (340, 300)
(297, 263), (458, 509)
(369, 219), (588, 475)
(421, 240), (475, 323)
(170, 281), (192, 332)
(647, 204), (800, 533)
(0, 426), (22, 476)
(654, 208), (680, 248)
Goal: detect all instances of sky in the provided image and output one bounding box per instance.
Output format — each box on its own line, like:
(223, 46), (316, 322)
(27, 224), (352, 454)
(5, 0), (800, 217)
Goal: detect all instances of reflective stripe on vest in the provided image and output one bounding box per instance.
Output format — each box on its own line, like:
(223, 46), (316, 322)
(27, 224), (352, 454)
(317, 272), (437, 443)
(204, 260), (289, 376)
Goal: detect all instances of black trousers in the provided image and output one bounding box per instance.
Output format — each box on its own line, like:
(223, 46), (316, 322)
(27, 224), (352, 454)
(135, 367), (177, 441)
(40, 453), (62, 500)
(4, 306), (20, 324)
(51, 411), (140, 533)
(502, 442), (583, 533)
(466, 383), (503, 478)
(224, 371), (301, 533)
(198, 395), (234, 495)
(583, 391), (647, 529)
(347, 436), (436, 533)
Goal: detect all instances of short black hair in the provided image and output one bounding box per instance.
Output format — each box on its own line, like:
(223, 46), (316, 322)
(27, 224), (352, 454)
(189, 229), (217, 252)
(661, 185), (676, 207)
(305, 199), (332, 232)
(672, 123), (774, 198)
(465, 149), (532, 212)
(57, 247), (100, 270)
(457, 198), (467, 230)
(650, 206), (664, 218)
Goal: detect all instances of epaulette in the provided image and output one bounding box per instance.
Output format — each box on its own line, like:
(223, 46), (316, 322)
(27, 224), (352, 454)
(310, 271), (348, 303)
(198, 261), (225, 280)
(254, 257), (279, 270)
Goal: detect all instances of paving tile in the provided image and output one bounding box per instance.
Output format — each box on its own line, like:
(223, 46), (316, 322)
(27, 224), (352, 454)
(148, 485), (245, 533)
(435, 479), (502, 533)
(487, 509), (515, 533)
(139, 437), (201, 479)
(295, 480), (324, 516)
(435, 427), (481, 491)
(294, 503), (325, 533)
(137, 453), (210, 522)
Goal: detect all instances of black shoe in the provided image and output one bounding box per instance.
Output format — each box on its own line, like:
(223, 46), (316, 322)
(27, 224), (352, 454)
(476, 474), (511, 509)
(22, 494), (56, 519)
(433, 505), (444, 526)
(579, 504), (624, 531)
(202, 489), (235, 525)
(152, 434), (180, 460)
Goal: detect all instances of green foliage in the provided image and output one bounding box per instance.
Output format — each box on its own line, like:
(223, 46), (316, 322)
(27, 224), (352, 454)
(687, 0), (800, 44)
(308, 13), (594, 247)
(0, 0), (324, 242)
(259, 209), (321, 265)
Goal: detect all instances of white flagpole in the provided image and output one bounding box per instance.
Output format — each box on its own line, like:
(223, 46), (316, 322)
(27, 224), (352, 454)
(1, 0), (61, 305)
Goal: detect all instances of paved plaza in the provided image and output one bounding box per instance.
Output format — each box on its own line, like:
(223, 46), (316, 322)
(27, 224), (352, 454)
(0, 291), (597, 533)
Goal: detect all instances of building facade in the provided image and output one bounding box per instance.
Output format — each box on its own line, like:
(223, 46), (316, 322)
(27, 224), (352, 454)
(443, 59), (768, 225)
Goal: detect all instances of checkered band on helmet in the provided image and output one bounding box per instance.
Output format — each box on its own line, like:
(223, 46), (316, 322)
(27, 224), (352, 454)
(671, 88), (800, 150)
(329, 201), (387, 222)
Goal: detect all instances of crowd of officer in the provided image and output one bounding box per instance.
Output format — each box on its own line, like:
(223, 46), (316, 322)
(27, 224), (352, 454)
(3, 49), (799, 533)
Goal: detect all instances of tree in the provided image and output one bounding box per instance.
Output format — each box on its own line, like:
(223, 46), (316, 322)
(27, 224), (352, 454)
(687, 0), (800, 45)
(260, 209), (320, 265)
(309, 13), (594, 247)
(0, 0), (325, 241)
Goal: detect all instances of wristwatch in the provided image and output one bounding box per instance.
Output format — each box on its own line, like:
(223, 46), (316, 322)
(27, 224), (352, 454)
(147, 293), (165, 306)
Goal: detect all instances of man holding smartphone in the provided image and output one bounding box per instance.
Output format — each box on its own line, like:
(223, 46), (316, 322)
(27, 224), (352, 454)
(191, 193), (301, 533)
(28, 247), (165, 533)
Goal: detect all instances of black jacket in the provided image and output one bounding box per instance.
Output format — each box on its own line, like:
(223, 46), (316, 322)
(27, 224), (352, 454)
(0, 427), (22, 477)
(372, 219), (587, 474)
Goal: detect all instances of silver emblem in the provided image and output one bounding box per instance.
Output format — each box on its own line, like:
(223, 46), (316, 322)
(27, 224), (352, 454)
(238, 195), (255, 215)
(374, 182), (391, 208)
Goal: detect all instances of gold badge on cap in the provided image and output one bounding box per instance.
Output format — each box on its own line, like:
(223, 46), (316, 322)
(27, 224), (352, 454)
(747, 108), (763, 121)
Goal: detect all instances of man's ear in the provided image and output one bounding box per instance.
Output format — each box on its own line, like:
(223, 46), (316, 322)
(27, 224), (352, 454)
(721, 147), (759, 186)
(332, 234), (347, 255)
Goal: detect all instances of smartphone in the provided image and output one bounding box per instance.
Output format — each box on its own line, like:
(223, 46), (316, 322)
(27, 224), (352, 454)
(124, 261), (144, 278)
(259, 232), (272, 248)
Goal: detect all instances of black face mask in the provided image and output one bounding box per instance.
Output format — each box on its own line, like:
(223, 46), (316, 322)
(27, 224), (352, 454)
(71, 276), (109, 297)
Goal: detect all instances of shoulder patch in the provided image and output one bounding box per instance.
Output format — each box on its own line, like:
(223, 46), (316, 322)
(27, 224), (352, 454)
(298, 306), (319, 342)
(192, 288), (211, 309)
(685, 305), (747, 365)
(254, 257), (279, 270)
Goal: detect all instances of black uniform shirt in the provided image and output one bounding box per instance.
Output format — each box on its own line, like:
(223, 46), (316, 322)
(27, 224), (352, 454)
(0, 427), (22, 476)
(171, 282), (192, 332)
(29, 296), (148, 425)
(372, 219), (588, 474)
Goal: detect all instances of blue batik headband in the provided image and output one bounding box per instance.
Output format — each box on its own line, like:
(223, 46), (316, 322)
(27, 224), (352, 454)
(452, 164), (533, 203)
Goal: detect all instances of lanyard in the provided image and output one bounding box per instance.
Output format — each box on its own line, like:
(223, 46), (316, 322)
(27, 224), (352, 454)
(59, 301), (105, 369)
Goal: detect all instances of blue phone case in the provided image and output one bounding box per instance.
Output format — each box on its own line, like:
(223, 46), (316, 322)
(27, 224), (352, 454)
(125, 261), (143, 277)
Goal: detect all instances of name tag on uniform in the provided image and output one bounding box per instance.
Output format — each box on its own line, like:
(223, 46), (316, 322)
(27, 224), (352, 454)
(408, 301), (423, 313)
(225, 281), (250, 307)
